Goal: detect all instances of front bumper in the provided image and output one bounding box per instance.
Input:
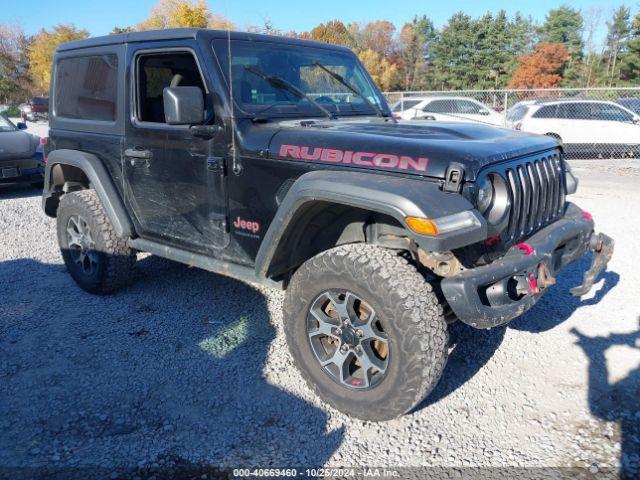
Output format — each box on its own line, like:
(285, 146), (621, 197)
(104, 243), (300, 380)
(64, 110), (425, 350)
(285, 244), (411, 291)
(441, 203), (614, 329)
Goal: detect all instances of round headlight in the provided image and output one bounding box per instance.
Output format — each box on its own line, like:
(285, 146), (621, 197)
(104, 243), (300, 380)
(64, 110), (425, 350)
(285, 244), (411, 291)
(477, 174), (510, 226)
(476, 176), (493, 214)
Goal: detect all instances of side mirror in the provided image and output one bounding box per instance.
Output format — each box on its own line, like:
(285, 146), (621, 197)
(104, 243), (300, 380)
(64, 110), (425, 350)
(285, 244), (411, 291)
(17, 122), (28, 130)
(163, 86), (204, 125)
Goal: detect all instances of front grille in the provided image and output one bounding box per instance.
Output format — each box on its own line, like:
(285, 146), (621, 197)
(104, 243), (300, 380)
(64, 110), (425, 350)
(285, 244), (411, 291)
(501, 151), (565, 242)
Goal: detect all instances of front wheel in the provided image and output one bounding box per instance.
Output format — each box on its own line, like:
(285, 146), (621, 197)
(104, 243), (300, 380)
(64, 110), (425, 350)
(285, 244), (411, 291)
(283, 244), (448, 421)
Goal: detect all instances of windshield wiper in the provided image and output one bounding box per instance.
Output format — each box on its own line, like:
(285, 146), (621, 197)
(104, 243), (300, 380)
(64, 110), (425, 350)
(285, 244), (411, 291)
(313, 62), (390, 120)
(243, 65), (335, 121)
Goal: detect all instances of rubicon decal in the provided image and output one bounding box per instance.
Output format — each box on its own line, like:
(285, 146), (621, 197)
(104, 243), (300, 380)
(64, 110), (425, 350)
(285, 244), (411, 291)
(278, 145), (429, 173)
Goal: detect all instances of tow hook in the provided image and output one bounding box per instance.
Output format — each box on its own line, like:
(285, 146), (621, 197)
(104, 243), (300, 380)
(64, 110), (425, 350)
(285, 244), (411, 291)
(515, 264), (554, 297)
(537, 263), (556, 289)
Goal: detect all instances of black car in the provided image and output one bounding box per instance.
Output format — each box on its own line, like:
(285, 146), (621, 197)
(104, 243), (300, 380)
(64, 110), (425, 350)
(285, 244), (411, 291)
(0, 114), (44, 186)
(42, 28), (613, 421)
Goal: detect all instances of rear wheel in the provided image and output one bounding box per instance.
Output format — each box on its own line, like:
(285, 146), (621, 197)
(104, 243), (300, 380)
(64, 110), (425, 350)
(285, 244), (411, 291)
(283, 243), (448, 421)
(56, 189), (135, 294)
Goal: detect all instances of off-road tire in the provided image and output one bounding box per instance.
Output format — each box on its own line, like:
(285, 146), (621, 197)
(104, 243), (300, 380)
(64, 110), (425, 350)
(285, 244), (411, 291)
(283, 243), (448, 421)
(57, 189), (135, 294)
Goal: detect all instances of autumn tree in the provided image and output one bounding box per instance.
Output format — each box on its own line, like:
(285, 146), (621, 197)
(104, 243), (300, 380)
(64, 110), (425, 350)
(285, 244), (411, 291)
(357, 49), (397, 91)
(28, 24), (89, 93)
(137, 0), (233, 31)
(539, 5), (584, 85)
(354, 20), (396, 57)
(508, 43), (569, 89)
(0, 23), (33, 103)
(309, 20), (353, 47)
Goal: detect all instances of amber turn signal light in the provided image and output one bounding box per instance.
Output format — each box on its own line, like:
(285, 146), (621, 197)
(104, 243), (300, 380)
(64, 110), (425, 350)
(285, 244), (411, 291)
(406, 217), (439, 236)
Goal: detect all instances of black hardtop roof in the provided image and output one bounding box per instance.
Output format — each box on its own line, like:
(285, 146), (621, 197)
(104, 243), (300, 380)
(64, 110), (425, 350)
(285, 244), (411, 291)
(56, 28), (352, 53)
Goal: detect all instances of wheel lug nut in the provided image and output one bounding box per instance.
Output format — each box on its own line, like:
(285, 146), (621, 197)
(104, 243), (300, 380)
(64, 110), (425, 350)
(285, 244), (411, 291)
(355, 346), (362, 354)
(334, 327), (342, 335)
(356, 329), (363, 337)
(340, 344), (349, 353)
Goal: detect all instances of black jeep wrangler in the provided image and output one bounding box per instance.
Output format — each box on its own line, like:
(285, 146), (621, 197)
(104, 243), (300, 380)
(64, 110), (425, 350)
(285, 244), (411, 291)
(43, 29), (613, 421)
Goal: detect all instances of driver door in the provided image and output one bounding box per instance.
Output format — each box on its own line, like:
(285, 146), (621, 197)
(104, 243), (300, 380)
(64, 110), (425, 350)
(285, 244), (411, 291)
(123, 46), (228, 253)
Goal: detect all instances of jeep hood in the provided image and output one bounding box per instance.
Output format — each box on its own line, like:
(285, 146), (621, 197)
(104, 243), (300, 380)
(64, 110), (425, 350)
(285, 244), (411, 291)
(265, 119), (559, 181)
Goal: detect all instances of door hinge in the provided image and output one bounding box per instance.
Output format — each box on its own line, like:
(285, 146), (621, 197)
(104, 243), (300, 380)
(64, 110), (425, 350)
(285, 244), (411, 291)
(443, 163), (465, 193)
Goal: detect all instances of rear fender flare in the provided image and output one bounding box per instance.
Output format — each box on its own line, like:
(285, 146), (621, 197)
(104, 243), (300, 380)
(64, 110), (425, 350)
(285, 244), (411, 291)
(43, 149), (135, 238)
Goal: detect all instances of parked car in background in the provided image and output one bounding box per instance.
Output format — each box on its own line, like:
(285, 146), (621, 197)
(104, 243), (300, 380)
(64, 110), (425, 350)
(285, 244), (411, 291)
(508, 99), (640, 158)
(20, 97), (49, 122)
(0, 113), (44, 187)
(391, 96), (504, 126)
(617, 97), (640, 115)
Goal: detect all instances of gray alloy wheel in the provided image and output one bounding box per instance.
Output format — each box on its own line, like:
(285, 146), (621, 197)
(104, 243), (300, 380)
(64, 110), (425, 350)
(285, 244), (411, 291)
(66, 214), (99, 277)
(307, 289), (389, 390)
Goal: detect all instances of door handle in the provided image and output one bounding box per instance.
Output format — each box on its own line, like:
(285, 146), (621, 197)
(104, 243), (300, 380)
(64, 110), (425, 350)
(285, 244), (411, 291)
(124, 148), (152, 160)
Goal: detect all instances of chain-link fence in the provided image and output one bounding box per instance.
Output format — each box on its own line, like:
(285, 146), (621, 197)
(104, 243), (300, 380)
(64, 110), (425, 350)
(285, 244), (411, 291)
(383, 88), (640, 159)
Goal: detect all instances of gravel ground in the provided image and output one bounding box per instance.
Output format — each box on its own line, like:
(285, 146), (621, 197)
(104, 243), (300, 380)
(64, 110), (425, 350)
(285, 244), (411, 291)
(1, 122), (639, 478)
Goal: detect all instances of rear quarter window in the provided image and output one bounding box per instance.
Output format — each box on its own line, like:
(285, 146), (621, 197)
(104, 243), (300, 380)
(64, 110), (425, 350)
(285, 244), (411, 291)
(54, 54), (118, 122)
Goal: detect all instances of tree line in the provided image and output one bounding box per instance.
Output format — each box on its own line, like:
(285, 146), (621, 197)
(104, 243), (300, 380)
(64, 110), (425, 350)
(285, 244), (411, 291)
(1, 0), (639, 105)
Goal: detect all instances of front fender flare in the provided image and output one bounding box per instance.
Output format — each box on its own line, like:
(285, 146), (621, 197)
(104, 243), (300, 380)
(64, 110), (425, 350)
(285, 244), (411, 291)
(255, 170), (486, 279)
(43, 149), (135, 238)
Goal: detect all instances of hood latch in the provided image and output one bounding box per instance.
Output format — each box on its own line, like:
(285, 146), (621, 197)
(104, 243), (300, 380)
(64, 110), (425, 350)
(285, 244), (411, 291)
(443, 163), (465, 193)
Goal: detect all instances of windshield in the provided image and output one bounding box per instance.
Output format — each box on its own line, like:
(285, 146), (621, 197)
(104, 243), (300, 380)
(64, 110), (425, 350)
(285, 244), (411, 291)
(0, 115), (17, 132)
(212, 40), (388, 118)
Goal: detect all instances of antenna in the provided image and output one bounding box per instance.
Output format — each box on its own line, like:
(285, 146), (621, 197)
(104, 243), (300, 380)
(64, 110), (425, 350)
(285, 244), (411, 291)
(225, 0), (241, 175)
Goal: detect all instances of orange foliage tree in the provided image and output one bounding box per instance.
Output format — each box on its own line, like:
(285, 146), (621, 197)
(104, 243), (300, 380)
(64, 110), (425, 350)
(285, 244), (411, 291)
(508, 43), (569, 89)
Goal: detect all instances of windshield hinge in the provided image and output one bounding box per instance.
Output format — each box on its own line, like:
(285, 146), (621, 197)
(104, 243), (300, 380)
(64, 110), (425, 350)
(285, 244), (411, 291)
(443, 163), (465, 193)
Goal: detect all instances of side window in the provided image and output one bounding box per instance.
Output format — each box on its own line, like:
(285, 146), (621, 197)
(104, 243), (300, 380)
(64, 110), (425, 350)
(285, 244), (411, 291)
(456, 100), (482, 114)
(591, 103), (633, 122)
(136, 51), (206, 124)
(55, 54), (118, 121)
(559, 103), (591, 120)
(532, 105), (558, 119)
(424, 99), (456, 113)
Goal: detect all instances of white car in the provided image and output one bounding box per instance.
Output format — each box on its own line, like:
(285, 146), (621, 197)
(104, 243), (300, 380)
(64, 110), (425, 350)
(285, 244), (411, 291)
(508, 99), (640, 157)
(391, 96), (504, 126)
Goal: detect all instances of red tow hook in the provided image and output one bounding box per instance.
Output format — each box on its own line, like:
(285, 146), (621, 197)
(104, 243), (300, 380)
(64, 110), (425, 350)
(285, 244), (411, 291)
(581, 210), (593, 221)
(517, 242), (535, 256)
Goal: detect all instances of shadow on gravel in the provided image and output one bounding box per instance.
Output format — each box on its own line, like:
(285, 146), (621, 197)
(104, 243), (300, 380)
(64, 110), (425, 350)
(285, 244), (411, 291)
(0, 183), (42, 199)
(417, 254), (618, 412)
(0, 255), (343, 478)
(571, 325), (640, 479)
